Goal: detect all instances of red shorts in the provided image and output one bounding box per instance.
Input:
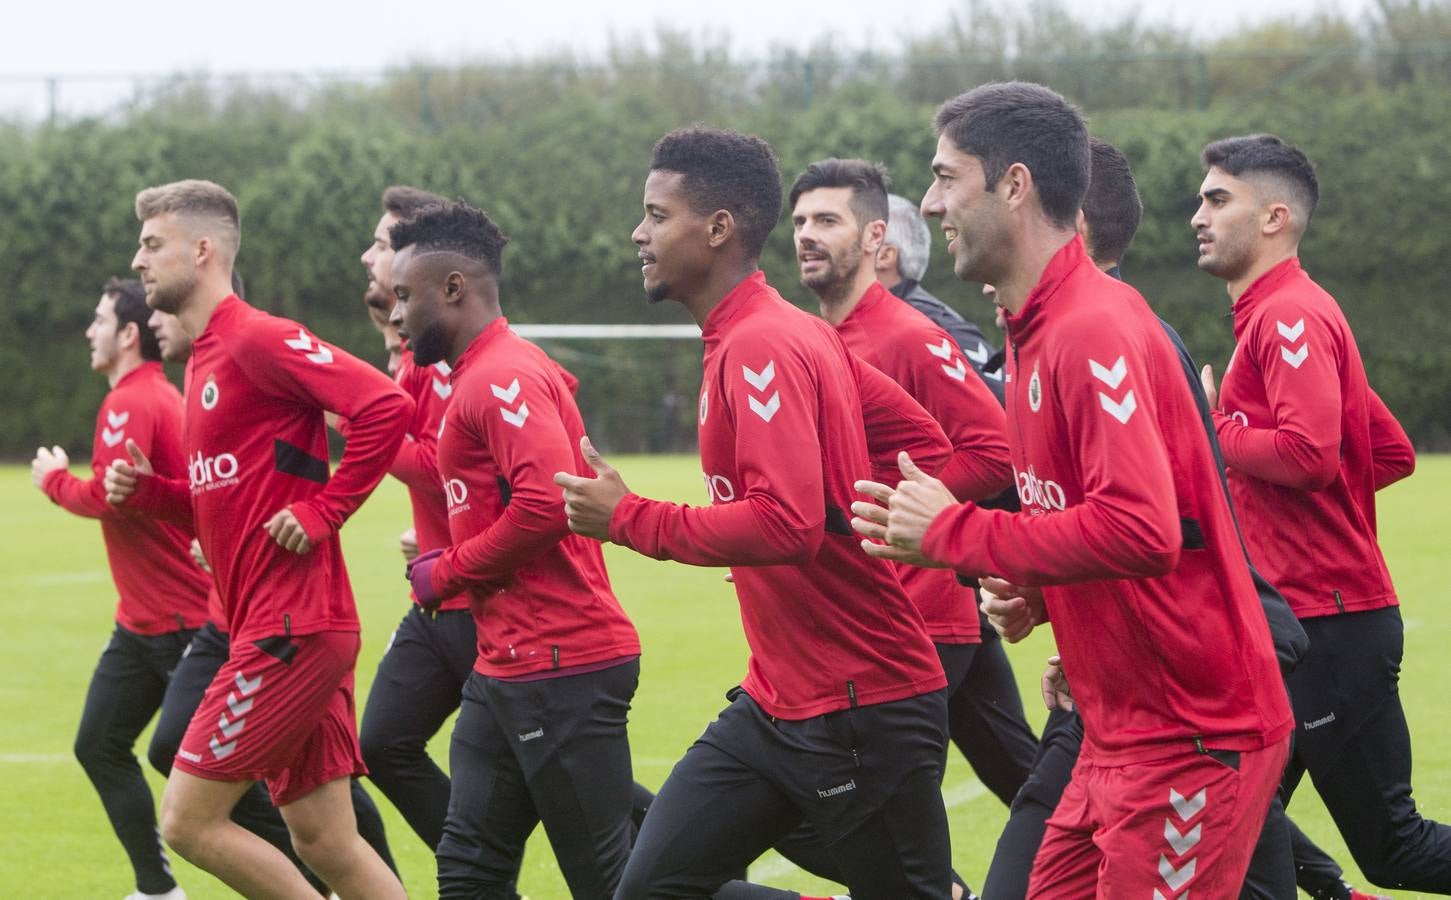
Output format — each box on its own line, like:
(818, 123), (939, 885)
(174, 630), (365, 807)
(1028, 737), (1290, 899)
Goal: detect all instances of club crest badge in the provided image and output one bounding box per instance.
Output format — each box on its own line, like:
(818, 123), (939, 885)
(1028, 364), (1043, 413)
(699, 382), (710, 425)
(200, 376), (220, 411)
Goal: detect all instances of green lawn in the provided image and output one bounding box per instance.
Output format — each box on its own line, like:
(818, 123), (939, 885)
(2, 455), (1447, 898)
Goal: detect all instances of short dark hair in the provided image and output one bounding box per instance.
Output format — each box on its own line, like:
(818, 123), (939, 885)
(382, 185), (449, 220)
(1200, 134), (1319, 224)
(389, 199), (510, 277)
(788, 158), (891, 227)
(1082, 138), (1143, 267)
(104, 277), (161, 362)
(650, 126), (782, 261)
(934, 82), (1089, 230)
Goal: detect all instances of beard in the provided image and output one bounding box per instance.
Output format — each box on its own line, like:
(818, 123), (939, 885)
(146, 270), (199, 314)
(646, 282), (671, 305)
(800, 240), (863, 301)
(407, 317), (451, 367)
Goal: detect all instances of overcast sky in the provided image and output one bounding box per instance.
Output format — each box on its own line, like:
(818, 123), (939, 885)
(3, 0), (1378, 116)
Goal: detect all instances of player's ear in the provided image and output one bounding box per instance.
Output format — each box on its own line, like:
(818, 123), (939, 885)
(1001, 162), (1032, 211)
(1262, 201), (1293, 238)
(707, 210), (734, 250)
(444, 271), (465, 302)
(118, 321), (141, 351)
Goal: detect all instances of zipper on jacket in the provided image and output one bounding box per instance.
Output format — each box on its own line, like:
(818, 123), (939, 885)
(552, 645), (560, 670)
(1333, 590), (1345, 613)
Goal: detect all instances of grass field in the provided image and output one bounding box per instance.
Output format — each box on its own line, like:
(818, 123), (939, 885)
(2, 455), (1448, 898)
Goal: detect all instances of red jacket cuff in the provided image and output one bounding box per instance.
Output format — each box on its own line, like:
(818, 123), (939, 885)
(289, 502), (333, 545)
(607, 493), (646, 549)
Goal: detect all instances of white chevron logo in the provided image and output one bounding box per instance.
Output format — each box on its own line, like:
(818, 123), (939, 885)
(1159, 854), (1196, 892)
(749, 392), (781, 423)
(743, 361), (776, 391)
(1153, 890), (1183, 900)
(283, 329), (333, 364)
(101, 428), (125, 447)
(433, 361), (452, 376)
(432, 378), (453, 400)
(926, 338), (954, 360)
(1170, 787), (1206, 820)
(217, 713), (246, 740)
(1277, 318), (1305, 341)
(490, 379), (521, 403)
(1165, 820), (1202, 855)
(1089, 356), (1128, 389)
(225, 692), (253, 718)
(1099, 390), (1137, 424)
(234, 672), (262, 696)
(209, 735), (238, 760)
(1281, 344), (1309, 368)
(942, 358), (968, 381)
(963, 342), (989, 365)
(500, 402), (530, 428)
(106, 410), (130, 428)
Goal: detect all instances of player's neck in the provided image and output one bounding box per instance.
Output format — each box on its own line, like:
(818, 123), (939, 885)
(876, 268), (904, 291)
(448, 304), (503, 366)
(679, 261), (759, 328)
(815, 267), (876, 326)
(1227, 245), (1298, 303)
(993, 228), (1077, 315)
(177, 277), (233, 339)
(106, 353), (144, 389)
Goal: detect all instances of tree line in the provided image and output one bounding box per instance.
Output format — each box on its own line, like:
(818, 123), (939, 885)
(3, 0), (1448, 456)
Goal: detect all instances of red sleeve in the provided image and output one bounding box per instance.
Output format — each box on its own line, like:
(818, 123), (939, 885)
(378, 365), (445, 496)
(1213, 306), (1341, 490)
(125, 473), (194, 524)
(1368, 388), (1415, 490)
(850, 353), (954, 486)
(48, 399), (171, 520)
(922, 331), (1181, 585)
(891, 337), (1010, 501)
(243, 324), (413, 542)
(429, 367), (573, 594)
(609, 341), (825, 567)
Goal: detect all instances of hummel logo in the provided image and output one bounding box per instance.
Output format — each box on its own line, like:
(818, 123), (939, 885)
(235, 672), (263, 695)
(942, 358), (968, 381)
(743, 361), (775, 391)
(1159, 855), (1196, 892)
(749, 393), (781, 422)
(101, 427), (125, 448)
(226, 693), (253, 718)
(209, 735), (238, 760)
(1089, 356), (1128, 390)
(1090, 356), (1136, 424)
(518, 728), (544, 742)
(433, 361), (452, 376)
(106, 410), (130, 429)
(1276, 318), (1309, 369)
(283, 329), (334, 365)
(926, 338), (954, 360)
(1304, 712), (1336, 730)
(1277, 318), (1305, 341)
(217, 712), (246, 740)
(1165, 820), (1202, 855)
(817, 779), (857, 799)
(501, 403), (530, 428)
(490, 379), (521, 403)
(432, 378), (453, 400)
(1170, 787), (1206, 820)
(963, 342), (988, 365)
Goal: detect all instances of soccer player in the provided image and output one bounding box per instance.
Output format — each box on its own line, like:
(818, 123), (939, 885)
(1194, 134), (1451, 892)
(104, 179), (411, 899)
(31, 276), (210, 900)
(142, 301), (400, 894)
(852, 83), (1292, 896)
(556, 125), (956, 899)
(388, 200), (642, 897)
(353, 184), (485, 856)
(877, 192), (1004, 402)
(875, 193), (1041, 811)
(978, 136), (1373, 900)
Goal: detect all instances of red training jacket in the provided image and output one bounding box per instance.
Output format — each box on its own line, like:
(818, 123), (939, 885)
(835, 281), (1011, 644)
(610, 271), (950, 720)
(1213, 258), (1413, 619)
(923, 238), (1291, 765)
(43, 362), (210, 635)
(129, 295), (411, 642)
(429, 318), (640, 677)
